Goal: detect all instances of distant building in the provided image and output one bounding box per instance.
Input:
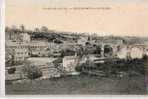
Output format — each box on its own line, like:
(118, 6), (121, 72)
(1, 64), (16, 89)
(116, 45), (145, 59)
(6, 40), (49, 62)
(29, 40), (49, 57)
(130, 47), (144, 59)
(6, 31), (31, 61)
(5, 31), (20, 41)
(97, 39), (124, 45)
(77, 37), (88, 46)
(6, 31), (31, 42)
(116, 45), (129, 59)
(6, 42), (29, 61)
(48, 42), (62, 52)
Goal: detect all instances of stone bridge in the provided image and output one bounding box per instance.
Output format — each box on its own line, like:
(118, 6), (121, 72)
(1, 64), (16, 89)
(95, 43), (148, 59)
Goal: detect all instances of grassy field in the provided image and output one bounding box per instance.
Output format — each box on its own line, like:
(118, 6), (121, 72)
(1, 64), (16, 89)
(6, 74), (147, 95)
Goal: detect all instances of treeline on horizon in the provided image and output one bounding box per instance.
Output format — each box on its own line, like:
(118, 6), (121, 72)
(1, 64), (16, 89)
(5, 24), (147, 44)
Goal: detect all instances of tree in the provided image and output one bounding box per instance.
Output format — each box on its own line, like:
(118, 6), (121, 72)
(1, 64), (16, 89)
(5, 26), (10, 32)
(40, 26), (48, 32)
(5, 48), (15, 66)
(20, 24), (25, 32)
(8, 67), (16, 74)
(22, 61), (42, 80)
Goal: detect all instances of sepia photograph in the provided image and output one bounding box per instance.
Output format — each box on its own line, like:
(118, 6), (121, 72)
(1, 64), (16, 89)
(5, 0), (148, 95)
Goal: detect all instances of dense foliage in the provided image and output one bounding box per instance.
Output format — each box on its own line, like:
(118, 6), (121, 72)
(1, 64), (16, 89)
(22, 65), (42, 80)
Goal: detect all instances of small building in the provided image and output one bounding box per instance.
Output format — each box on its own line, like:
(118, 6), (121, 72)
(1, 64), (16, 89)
(129, 46), (144, 59)
(77, 37), (88, 46)
(116, 45), (145, 59)
(63, 55), (80, 75)
(48, 42), (62, 53)
(20, 33), (30, 42)
(6, 31), (31, 42)
(116, 45), (129, 59)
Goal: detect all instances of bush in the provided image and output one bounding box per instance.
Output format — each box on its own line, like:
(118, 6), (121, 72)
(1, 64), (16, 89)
(8, 67), (16, 74)
(142, 54), (148, 61)
(22, 65), (42, 80)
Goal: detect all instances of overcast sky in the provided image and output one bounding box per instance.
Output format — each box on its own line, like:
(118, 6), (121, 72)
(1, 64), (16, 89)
(6, 0), (148, 37)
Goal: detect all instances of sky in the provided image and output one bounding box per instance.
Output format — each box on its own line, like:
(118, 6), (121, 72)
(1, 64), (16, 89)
(6, 0), (148, 37)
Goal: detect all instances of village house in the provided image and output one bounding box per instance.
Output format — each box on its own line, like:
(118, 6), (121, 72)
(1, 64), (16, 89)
(6, 41), (30, 62)
(77, 37), (88, 46)
(48, 41), (62, 54)
(6, 40), (49, 62)
(5, 30), (30, 42)
(19, 33), (31, 42)
(29, 40), (49, 57)
(5, 31), (20, 42)
(129, 46), (144, 59)
(63, 55), (80, 75)
(116, 44), (147, 59)
(6, 30), (50, 62)
(116, 45), (129, 59)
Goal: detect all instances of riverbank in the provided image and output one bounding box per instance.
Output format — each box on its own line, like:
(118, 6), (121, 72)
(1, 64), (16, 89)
(6, 74), (147, 95)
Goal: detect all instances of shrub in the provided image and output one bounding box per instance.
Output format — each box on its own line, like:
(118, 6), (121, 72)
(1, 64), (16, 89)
(8, 67), (16, 74)
(22, 65), (42, 80)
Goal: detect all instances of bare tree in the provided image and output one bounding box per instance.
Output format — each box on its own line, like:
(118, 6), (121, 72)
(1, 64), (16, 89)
(5, 26), (10, 32)
(20, 24), (25, 32)
(34, 27), (40, 32)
